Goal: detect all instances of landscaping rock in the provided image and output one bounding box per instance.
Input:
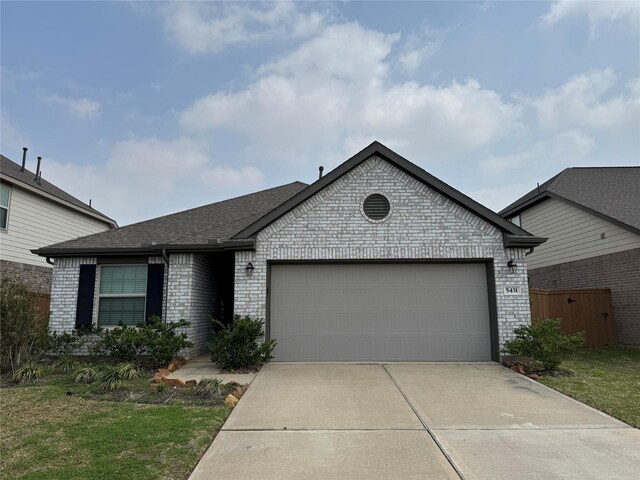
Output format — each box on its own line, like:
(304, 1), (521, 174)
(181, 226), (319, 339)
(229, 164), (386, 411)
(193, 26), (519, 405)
(184, 380), (197, 388)
(157, 368), (171, 377)
(511, 364), (526, 375)
(161, 377), (186, 388)
(233, 387), (244, 399)
(528, 373), (542, 380)
(150, 371), (164, 384)
(167, 363), (177, 372)
(225, 394), (239, 407)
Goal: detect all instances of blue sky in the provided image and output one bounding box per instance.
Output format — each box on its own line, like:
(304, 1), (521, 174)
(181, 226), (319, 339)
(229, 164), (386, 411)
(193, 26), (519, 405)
(1, 1), (638, 226)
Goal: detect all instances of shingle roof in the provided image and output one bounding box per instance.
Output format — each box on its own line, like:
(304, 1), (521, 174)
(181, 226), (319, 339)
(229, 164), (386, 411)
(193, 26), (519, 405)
(499, 167), (640, 234)
(1, 154), (116, 227)
(34, 181), (308, 255)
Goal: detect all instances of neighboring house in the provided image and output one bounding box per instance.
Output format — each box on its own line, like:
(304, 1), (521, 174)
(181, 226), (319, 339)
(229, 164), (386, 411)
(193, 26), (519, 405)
(500, 167), (640, 345)
(34, 142), (545, 361)
(0, 150), (117, 294)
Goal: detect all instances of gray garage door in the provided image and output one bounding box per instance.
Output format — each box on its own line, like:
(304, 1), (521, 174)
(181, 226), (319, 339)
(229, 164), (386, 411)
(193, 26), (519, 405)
(269, 263), (492, 362)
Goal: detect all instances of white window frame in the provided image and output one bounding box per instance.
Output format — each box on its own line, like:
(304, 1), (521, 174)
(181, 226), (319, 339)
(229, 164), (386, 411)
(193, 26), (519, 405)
(96, 264), (148, 327)
(0, 184), (11, 231)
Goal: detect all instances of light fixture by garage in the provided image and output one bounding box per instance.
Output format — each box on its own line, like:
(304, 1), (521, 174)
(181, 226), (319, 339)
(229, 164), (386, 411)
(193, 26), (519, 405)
(245, 262), (255, 276)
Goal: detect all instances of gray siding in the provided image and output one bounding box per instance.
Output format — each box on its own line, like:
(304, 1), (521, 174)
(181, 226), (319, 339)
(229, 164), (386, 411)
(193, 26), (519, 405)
(0, 185), (111, 268)
(521, 198), (640, 269)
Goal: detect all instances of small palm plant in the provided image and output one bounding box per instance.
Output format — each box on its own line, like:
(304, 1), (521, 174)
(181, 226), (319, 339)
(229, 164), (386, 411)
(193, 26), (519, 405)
(53, 355), (76, 373)
(13, 362), (44, 383)
(98, 363), (140, 392)
(74, 365), (100, 384)
(195, 378), (224, 398)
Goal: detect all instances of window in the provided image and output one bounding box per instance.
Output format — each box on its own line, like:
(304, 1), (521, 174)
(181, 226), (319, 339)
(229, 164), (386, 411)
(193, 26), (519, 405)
(0, 184), (10, 230)
(510, 214), (521, 227)
(98, 265), (147, 326)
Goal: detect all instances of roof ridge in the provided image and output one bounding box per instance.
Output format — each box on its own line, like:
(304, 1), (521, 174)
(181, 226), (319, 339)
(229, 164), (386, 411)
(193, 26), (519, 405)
(1, 154), (116, 225)
(111, 180), (308, 230)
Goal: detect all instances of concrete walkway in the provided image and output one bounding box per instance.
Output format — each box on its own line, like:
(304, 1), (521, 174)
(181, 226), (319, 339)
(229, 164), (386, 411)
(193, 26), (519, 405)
(189, 363), (640, 480)
(164, 355), (256, 385)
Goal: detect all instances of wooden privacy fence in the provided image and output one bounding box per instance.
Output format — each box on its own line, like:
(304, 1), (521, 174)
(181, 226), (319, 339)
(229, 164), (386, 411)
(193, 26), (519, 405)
(30, 293), (51, 334)
(529, 288), (614, 347)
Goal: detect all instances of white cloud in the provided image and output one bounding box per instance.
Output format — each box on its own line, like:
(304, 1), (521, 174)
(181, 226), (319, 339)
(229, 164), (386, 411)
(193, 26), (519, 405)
(180, 23), (521, 166)
(528, 69), (639, 139)
(0, 115), (29, 154)
(541, 1), (640, 37)
(41, 94), (102, 119)
(160, 1), (327, 54)
(480, 130), (595, 174)
(397, 26), (443, 72)
(43, 137), (265, 225)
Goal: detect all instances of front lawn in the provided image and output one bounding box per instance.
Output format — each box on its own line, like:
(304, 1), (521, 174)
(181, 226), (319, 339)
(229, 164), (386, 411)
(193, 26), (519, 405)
(539, 346), (640, 428)
(0, 372), (231, 479)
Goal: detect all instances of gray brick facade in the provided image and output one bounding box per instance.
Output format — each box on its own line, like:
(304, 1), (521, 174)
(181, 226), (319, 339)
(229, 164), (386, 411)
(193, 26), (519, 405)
(49, 253), (216, 357)
(234, 156), (531, 354)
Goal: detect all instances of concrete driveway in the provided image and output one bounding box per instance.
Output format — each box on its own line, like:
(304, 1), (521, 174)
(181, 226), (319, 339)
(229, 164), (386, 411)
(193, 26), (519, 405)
(189, 363), (640, 480)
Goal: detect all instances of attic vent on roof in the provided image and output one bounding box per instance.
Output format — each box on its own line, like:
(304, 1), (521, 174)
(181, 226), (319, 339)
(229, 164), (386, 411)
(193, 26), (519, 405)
(363, 194), (390, 221)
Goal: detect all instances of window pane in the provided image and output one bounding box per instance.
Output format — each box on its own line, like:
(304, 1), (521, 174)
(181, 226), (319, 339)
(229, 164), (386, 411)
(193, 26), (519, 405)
(98, 297), (146, 326)
(0, 208), (6, 229)
(0, 185), (9, 207)
(100, 265), (147, 294)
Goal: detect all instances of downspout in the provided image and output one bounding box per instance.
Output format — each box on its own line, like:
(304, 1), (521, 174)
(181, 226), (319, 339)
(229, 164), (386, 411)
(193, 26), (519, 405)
(46, 257), (54, 265)
(162, 249), (169, 323)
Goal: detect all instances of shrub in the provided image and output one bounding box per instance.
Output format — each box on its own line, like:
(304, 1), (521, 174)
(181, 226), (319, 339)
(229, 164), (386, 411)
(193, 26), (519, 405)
(91, 317), (192, 368)
(503, 319), (585, 370)
(13, 362), (44, 383)
(195, 378), (223, 398)
(0, 280), (48, 375)
(74, 366), (99, 384)
(47, 328), (97, 358)
(138, 316), (192, 367)
(208, 316), (275, 371)
(91, 325), (143, 362)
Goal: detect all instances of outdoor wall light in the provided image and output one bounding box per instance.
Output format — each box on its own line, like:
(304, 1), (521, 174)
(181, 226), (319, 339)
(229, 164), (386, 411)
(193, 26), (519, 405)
(507, 259), (518, 273)
(245, 262), (255, 275)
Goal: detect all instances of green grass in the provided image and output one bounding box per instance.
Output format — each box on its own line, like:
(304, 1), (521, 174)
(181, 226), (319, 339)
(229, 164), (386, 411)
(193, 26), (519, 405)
(0, 372), (231, 479)
(539, 346), (640, 428)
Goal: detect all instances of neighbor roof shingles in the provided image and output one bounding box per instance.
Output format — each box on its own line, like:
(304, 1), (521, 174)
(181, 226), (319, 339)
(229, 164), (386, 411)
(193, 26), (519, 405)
(37, 181), (308, 253)
(499, 167), (640, 232)
(1, 154), (116, 226)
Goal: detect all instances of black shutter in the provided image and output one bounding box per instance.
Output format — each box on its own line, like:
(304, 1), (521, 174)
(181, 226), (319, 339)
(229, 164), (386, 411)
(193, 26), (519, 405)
(145, 263), (164, 322)
(75, 264), (96, 329)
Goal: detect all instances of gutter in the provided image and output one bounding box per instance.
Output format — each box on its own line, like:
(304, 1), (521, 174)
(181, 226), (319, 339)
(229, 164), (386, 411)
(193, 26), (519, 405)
(502, 233), (547, 249)
(31, 238), (256, 258)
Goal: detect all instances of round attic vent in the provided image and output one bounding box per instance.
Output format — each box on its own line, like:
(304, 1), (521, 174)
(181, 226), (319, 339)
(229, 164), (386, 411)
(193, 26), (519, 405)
(363, 194), (391, 220)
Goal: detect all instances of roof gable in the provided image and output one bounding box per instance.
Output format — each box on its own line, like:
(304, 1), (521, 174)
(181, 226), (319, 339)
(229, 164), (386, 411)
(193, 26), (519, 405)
(234, 141), (545, 248)
(500, 167), (640, 235)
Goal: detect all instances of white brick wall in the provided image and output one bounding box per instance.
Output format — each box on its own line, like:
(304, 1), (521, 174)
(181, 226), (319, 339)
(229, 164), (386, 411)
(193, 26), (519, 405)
(234, 156), (531, 353)
(164, 253), (216, 357)
(49, 257), (96, 333)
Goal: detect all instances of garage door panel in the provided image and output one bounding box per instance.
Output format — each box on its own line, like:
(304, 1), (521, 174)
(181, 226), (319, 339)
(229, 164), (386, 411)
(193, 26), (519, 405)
(270, 263), (492, 362)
